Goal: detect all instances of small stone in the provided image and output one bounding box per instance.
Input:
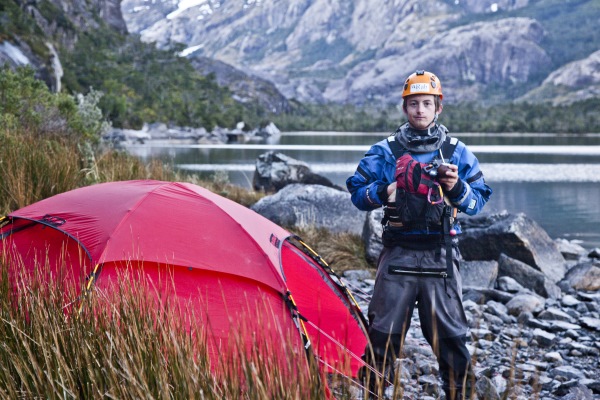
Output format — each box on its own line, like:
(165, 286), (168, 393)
(526, 318), (552, 330)
(538, 307), (575, 323)
(580, 379), (600, 394)
(475, 375), (501, 400)
(547, 320), (581, 332)
(507, 293), (545, 316)
(469, 327), (492, 339)
(561, 294), (581, 307)
(543, 351), (563, 363)
(549, 366), (585, 380)
(579, 316), (600, 331)
(475, 339), (494, 349)
(564, 329), (580, 339)
(532, 328), (556, 347)
(569, 342), (599, 356)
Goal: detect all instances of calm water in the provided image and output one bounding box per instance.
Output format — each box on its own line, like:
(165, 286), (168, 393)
(124, 132), (600, 250)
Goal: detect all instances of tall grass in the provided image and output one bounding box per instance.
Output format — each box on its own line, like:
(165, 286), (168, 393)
(0, 256), (332, 399)
(292, 227), (374, 272)
(0, 129), (265, 214)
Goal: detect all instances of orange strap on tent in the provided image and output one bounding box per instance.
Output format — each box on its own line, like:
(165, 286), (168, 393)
(77, 263), (101, 315)
(285, 291), (311, 350)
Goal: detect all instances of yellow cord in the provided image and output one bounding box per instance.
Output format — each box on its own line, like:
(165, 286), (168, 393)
(77, 263), (101, 315)
(287, 292), (311, 349)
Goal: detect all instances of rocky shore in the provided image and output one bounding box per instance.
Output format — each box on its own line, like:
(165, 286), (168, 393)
(342, 263), (600, 400)
(250, 152), (600, 400)
(104, 121), (281, 145)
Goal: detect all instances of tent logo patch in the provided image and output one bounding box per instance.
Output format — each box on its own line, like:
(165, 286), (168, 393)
(269, 233), (281, 248)
(40, 214), (66, 226)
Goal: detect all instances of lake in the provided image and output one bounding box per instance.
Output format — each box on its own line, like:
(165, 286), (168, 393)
(124, 132), (600, 251)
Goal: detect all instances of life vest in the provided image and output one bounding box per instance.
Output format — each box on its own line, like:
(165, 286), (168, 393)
(384, 152), (445, 231)
(383, 134), (458, 230)
(382, 135), (459, 278)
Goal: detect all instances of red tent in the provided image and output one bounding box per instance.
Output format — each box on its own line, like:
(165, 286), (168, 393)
(0, 180), (367, 384)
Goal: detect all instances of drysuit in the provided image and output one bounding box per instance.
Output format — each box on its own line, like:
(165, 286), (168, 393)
(346, 123), (492, 399)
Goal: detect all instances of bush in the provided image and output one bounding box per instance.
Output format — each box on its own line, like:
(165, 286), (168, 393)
(0, 66), (109, 142)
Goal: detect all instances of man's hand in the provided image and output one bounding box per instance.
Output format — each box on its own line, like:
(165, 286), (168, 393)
(387, 182), (397, 203)
(437, 163), (458, 191)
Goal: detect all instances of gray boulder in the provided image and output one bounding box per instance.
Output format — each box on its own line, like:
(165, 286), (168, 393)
(250, 184), (366, 235)
(252, 151), (339, 192)
(559, 261), (600, 291)
(459, 211), (566, 283)
(498, 254), (562, 299)
(496, 276), (525, 293)
(505, 293), (545, 316)
(363, 208), (384, 263)
(461, 260), (499, 289)
(555, 238), (587, 261)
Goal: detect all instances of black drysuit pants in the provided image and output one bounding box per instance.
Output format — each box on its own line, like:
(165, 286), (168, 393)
(365, 245), (472, 396)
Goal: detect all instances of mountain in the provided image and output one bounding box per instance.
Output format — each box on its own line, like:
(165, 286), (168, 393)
(121, 0), (600, 106)
(0, 0), (289, 127)
(187, 55), (291, 113)
(2, 0), (599, 118)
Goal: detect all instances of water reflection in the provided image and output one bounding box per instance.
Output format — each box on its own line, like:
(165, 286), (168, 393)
(123, 132), (600, 250)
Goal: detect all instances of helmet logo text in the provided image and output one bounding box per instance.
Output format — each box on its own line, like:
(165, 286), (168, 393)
(410, 83), (430, 93)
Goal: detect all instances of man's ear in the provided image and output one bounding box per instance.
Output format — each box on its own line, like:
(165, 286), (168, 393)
(437, 103), (443, 115)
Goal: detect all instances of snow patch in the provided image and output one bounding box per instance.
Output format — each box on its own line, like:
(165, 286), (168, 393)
(167, 0), (209, 19)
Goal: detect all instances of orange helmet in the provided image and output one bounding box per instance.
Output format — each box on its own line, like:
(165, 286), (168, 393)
(402, 70), (443, 100)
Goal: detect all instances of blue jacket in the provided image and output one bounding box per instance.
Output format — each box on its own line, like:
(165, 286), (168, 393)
(346, 136), (492, 232)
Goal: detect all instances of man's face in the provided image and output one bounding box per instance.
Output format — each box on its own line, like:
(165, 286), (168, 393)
(403, 94), (440, 130)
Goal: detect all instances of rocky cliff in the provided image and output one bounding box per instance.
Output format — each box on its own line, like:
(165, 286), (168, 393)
(187, 55), (291, 114)
(0, 0), (127, 92)
(520, 50), (600, 105)
(121, 0), (600, 106)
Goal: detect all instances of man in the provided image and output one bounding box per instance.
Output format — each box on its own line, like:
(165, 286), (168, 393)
(346, 70), (492, 399)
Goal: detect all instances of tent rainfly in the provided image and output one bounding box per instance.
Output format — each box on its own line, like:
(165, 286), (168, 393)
(0, 180), (369, 392)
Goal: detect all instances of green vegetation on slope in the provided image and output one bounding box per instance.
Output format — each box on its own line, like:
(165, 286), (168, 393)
(60, 28), (269, 130)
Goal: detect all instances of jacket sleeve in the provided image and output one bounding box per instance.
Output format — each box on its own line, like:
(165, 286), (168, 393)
(445, 142), (492, 216)
(346, 144), (394, 211)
